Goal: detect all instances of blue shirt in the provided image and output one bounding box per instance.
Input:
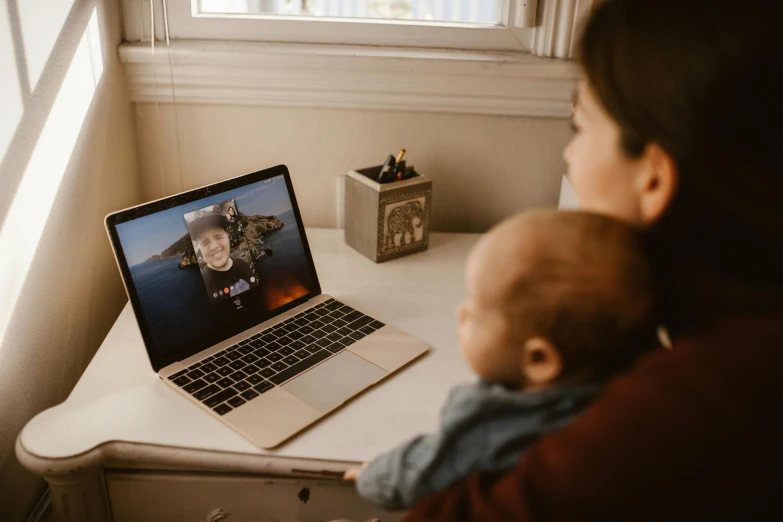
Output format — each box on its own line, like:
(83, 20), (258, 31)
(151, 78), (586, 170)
(356, 380), (603, 511)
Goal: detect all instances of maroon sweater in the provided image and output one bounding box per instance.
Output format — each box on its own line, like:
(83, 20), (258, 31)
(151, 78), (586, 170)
(403, 315), (783, 521)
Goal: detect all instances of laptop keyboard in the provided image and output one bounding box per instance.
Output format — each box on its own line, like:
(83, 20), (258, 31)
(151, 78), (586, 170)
(166, 299), (385, 416)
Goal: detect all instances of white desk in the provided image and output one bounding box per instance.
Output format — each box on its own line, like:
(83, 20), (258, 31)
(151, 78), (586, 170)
(17, 229), (478, 522)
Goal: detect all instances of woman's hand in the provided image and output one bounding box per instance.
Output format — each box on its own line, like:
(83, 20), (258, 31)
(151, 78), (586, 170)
(343, 462), (368, 481)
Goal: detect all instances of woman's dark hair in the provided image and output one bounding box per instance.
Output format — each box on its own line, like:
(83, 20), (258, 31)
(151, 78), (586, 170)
(580, 0), (783, 333)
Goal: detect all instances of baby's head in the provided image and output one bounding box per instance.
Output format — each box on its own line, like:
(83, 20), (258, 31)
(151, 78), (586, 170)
(457, 210), (656, 389)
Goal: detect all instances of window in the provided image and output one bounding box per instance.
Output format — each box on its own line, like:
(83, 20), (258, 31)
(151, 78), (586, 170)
(119, 0), (588, 117)
(124, 0), (539, 51)
(198, 1), (503, 24)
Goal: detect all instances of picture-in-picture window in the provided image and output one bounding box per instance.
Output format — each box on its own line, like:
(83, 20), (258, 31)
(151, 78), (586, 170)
(184, 199), (259, 304)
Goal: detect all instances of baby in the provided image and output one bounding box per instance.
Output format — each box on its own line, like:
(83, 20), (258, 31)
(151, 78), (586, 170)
(346, 210), (659, 511)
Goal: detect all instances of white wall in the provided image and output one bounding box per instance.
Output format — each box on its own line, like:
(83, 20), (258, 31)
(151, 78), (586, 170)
(0, 1), (141, 520)
(135, 104), (572, 233)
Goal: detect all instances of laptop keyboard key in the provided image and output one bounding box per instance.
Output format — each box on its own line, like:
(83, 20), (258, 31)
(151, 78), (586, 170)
(247, 374), (264, 385)
(213, 356), (230, 366)
(228, 396), (246, 408)
(266, 353), (283, 362)
(253, 347), (271, 358)
(204, 388), (238, 408)
(217, 377), (235, 388)
(173, 375), (191, 387)
(187, 369), (205, 379)
(261, 334), (277, 343)
(269, 349), (331, 385)
(213, 403), (232, 415)
(257, 358), (272, 368)
(204, 373), (220, 383)
(289, 340), (305, 350)
(229, 371), (248, 382)
(259, 368), (276, 378)
(277, 346), (294, 356)
(266, 341), (282, 351)
(169, 369), (188, 380)
(193, 384), (221, 401)
(304, 344), (321, 354)
(337, 327), (352, 336)
(271, 362), (287, 372)
(324, 334), (341, 343)
(216, 367), (233, 377)
(343, 311), (362, 323)
(332, 318), (348, 328)
(370, 320), (385, 329)
(294, 349), (310, 359)
(238, 345), (253, 355)
(275, 336), (293, 346)
(316, 337), (332, 347)
(254, 382), (274, 394)
(326, 342), (346, 354)
(314, 309), (330, 317)
(242, 354), (259, 363)
(283, 356), (299, 365)
(300, 335), (316, 344)
(227, 352), (242, 361)
(341, 336), (357, 347)
(310, 320), (325, 329)
(325, 301), (342, 311)
(299, 325), (314, 335)
(350, 331), (366, 341)
(244, 364), (260, 374)
(348, 316), (373, 330)
(241, 389), (259, 401)
(229, 360), (246, 370)
(287, 331), (304, 340)
(234, 381), (251, 392)
(183, 379), (207, 394)
(200, 363), (217, 373)
(310, 330), (327, 339)
(359, 325), (376, 335)
(321, 324), (338, 333)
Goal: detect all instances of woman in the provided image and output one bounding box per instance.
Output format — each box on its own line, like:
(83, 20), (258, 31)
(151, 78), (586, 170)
(403, 0), (783, 520)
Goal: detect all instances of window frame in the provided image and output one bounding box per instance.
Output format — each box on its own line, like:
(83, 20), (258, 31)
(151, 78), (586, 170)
(123, 0), (538, 52)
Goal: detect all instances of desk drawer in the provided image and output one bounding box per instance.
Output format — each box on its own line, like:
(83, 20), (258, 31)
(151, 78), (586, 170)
(106, 470), (401, 522)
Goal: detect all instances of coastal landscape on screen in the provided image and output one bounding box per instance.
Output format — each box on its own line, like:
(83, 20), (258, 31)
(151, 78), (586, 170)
(116, 176), (316, 355)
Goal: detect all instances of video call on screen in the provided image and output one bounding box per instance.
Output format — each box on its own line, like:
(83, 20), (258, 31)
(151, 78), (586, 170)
(116, 176), (317, 358)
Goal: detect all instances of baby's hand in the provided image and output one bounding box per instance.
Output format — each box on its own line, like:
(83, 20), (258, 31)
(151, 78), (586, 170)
(343, 462), (368, 481)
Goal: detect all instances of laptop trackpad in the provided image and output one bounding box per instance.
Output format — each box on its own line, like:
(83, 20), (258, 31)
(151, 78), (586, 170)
(283, 351), (387, 413)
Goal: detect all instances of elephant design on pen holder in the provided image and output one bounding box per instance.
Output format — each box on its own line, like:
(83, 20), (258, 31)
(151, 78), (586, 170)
(384, 200), (425, 250)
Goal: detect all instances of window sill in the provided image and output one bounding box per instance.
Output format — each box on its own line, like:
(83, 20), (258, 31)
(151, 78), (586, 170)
(118, 40), (579, 118)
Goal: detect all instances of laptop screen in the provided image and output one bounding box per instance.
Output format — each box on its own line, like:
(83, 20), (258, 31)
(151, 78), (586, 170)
(107, 166), (320, 371)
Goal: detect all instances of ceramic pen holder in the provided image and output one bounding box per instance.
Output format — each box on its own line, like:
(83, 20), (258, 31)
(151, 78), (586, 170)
(344, 165), (432, 263)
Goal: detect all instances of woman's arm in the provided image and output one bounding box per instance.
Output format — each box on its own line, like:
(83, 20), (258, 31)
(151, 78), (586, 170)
(403, 339), (764, 521)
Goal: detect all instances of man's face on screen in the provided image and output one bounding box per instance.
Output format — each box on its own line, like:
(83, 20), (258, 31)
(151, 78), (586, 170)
(197, 226), (231, 270)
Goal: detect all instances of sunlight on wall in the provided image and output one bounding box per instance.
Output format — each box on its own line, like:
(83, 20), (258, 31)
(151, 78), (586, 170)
(0, 8), (103, 345)
(0, 6), (23, 165)
(17, 0), (77, 90)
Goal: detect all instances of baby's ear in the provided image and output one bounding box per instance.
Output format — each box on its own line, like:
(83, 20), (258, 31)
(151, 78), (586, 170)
(522, 337), (562, 386)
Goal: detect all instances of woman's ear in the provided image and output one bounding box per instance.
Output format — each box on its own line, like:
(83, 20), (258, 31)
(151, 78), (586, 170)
(522, 337), (563, 387)
(637, 143), (679, 224)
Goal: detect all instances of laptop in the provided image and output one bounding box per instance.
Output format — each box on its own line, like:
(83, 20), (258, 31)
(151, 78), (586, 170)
(105, 165), (429, 448)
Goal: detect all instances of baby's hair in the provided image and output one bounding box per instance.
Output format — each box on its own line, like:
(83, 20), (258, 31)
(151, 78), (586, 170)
(500, 211), (657, 380)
